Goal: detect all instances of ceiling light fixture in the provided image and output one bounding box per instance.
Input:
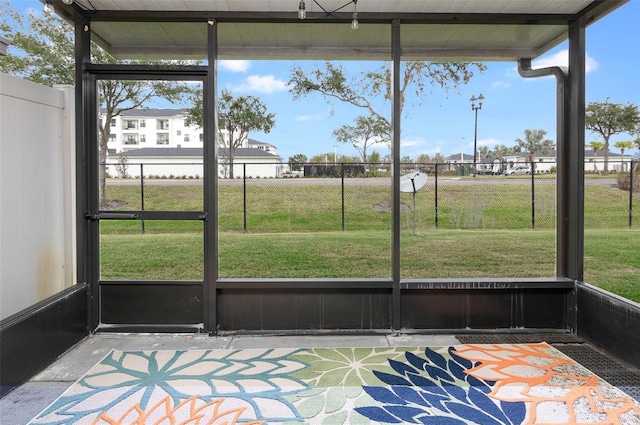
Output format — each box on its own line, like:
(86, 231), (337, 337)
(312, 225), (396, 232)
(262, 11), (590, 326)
(296, 0), (360, 29)
(350, 0), (359, 30)
(62, 0), (74, 5)
(298, 0), (306, 19)
(44, 0), (55, 14)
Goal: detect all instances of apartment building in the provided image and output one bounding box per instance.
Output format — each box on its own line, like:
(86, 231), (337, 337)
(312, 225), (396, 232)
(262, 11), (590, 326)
(101, 108), (278, 156)
(102, 108), (282, 178)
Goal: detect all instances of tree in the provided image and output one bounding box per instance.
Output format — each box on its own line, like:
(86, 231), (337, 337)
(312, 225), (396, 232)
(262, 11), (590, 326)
(288, 154), (307, 171)
(491, 144), (512, 160)
(614, 141), (635, 170)
(477, 146), (489, 161)
(0, 2), (193, 207)
(309, 153), (333, 164)
(218, 90), (275, 178)
(186, 89), (276, 178)
(114, 154), (129, 178)
(585, 99), (640, 174)
(369, 150), (381, 165)
(416, 153), (432, 164)
(332, 115), (391, 165)
(98, 80), (189, 201)
(587, 141), (605, 172)
(433, 152), (446, 164)
(515, 129), (554, 172)
(288, 61), (485, 141)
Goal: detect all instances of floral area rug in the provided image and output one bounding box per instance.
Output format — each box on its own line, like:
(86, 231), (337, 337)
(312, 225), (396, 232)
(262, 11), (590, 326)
(29, 343), (640, 424)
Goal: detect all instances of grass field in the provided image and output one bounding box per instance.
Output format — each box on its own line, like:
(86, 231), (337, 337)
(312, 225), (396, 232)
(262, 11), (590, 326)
(100, 177), (640, 303)
(103, 176), (638, 232)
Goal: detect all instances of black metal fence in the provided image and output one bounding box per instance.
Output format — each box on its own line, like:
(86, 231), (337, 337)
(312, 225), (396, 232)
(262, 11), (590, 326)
(102, 160), (638, 233)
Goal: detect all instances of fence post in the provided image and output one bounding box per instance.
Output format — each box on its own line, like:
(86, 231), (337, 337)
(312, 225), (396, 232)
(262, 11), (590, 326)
(531, 161), (535, 229)
(630, 160), (634, 228)
(243, 163), (247, 233)
(140, 163), (145, 234)
(434, 163), (439, 228)
(341, 163), (345, 231)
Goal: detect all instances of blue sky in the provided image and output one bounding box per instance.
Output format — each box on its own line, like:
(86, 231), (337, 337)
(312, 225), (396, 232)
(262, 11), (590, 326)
(213, 2), (640, 162)
(13, 0), (640, 162)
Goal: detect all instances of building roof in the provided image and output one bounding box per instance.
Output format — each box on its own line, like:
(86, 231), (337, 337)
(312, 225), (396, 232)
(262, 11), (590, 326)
(120, 146), (281, 159)
(446, 153), (474, 161)
(100, 108), (188, 117)
(120, 108), (188, 118)
(50, 0), (628, 61)
(248, 139), (273, 147)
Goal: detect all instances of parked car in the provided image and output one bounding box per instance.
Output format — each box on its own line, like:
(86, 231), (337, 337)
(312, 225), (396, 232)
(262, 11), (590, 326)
(503, 165), (531, 175)
(476, 166), (495, 175)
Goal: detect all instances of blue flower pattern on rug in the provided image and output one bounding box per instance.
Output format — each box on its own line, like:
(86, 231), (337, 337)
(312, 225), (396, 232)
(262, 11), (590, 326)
(30, 348), (310, 424)
(355, 347), (526, 424)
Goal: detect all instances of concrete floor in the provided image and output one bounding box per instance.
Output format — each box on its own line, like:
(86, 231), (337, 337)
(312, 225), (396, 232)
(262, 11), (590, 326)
(0, 333), (461, 425)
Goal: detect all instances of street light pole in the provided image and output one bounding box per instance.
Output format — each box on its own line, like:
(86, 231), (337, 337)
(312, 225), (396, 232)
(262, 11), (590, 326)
(470, 93), (484, 177)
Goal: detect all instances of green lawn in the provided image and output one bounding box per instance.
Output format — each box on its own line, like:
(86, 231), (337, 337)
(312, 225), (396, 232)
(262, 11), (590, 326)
(100, 228), (640, 303)
(103, 177), (638, 232)
(99, 178), (639, 302)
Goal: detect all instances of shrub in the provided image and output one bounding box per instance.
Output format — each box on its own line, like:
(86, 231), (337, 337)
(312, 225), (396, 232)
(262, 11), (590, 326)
(616, 172), (640, 192)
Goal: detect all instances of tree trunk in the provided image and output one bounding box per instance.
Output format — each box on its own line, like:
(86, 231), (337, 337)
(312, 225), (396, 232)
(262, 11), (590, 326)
(99, 125), (110, 208)
(603, 137), (610, 174)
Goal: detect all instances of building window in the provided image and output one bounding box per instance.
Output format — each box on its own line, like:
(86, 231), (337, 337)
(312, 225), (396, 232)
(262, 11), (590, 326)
(124, 134), (138, 145)
(199, 134), (204, 142)
(140, 135), (146, 143)
(140, 119), (146, 128)
(184, 119), (189, 126)
(157, 134), (169, 145)
(157, 120), (170, 130)
(184, 134), (190, 142)
(110, 119), (116, 127)
(108, 134), (116, 142)
(123, 119), (137, 130)
(177, 130), (181, 136)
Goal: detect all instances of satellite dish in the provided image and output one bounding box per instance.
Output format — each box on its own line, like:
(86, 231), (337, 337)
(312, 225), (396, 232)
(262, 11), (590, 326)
(400, 172), (428, 193)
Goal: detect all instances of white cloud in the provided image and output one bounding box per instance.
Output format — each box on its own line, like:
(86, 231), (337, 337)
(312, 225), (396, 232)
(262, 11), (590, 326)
(401, 136), (427, 148)
(532, 49), (598, 73)
(219, 60), (251, 72)
(477, 138), (501, 148)
(296, 112), (326, 121)
(234, 75), (288, 94)
(492, 81), (511, 89)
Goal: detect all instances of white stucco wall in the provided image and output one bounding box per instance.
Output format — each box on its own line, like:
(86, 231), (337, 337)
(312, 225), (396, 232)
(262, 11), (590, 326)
(105, 156), (283, 179)
(0, 73), (75, 320)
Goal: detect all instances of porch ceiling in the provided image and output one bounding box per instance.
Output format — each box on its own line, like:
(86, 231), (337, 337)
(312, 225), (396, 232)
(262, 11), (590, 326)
(50, 0), (627, 61)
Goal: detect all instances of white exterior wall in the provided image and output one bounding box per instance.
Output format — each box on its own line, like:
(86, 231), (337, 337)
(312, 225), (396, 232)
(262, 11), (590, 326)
(227, 159), (284, 178)
(504, 156), (629, 173)
(0, 74), (75, 320)
(105, 156), (283, 179)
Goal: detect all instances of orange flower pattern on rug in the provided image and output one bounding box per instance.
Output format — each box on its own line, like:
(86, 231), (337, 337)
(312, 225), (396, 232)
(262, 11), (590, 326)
(92, 395), (265, 425)
(453, 343), (640, 424)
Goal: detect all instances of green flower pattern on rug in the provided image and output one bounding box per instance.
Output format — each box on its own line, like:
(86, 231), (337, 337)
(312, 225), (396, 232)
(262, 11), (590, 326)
(29, 345), (640, 425)
(286, 347), (424, 425)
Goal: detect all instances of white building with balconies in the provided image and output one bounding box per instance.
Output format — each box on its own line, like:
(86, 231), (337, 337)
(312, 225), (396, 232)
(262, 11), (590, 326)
(101, 108), (278, 155)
